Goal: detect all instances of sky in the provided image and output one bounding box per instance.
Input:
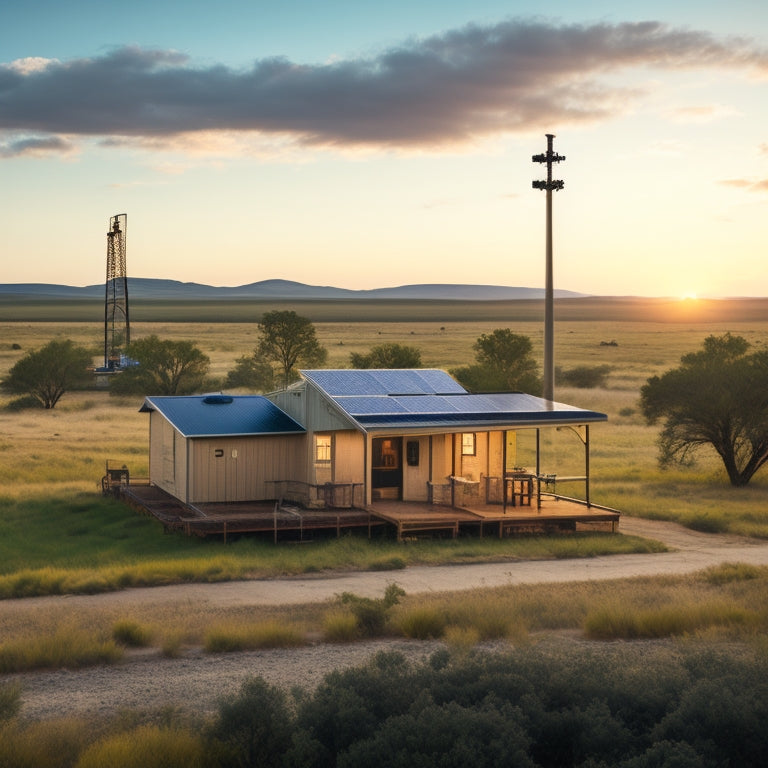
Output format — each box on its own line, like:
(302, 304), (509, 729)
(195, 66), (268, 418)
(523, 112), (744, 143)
(1, 0), (766, 297)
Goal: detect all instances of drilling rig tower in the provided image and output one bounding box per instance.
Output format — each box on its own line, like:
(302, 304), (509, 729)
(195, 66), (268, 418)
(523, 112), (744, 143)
(104, 213), (130, 369)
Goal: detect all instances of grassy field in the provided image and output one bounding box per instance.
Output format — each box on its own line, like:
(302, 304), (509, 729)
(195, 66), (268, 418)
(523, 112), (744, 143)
(1, 297), (767, 593)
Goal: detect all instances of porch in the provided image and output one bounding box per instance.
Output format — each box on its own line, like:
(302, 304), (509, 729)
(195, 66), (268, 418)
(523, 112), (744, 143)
(118, 481), (618, 542)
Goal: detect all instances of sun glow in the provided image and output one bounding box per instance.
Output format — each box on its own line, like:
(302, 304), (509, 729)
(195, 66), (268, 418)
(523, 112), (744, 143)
(681, 292), (698, 301)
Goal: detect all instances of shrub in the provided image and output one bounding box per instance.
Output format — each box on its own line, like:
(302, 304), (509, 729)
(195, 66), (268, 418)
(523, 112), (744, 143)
(323, 610), (360, 643)
(0, 718), (92, 768)
(208, 677), (292, 768)
(0, 681), (21, 722)
(76, 724), (204, 768)
(556, 364), (613, 388)
(204, 621), (304, 653)
(339, 584), (406, 637)
(701, 562), (763, 585)
(112, 619), (152, 648)
(0, 627), (122, 673)
(396, 606), (446, 640)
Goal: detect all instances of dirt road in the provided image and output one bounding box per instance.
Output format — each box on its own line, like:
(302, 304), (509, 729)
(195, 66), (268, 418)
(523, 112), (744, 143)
(4, 516), (768, 721)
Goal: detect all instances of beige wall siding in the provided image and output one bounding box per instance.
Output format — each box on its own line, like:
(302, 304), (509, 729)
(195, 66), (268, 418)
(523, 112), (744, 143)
(189, 435), (306, 503)
(430, 433), (453, 483)
(149, 412), (188, 502)
(305, 386), (355, 432)
(332, 431), (365, 483)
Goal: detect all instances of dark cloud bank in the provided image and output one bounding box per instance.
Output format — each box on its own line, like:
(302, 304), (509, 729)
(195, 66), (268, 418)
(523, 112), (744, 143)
(1, 19), (765, 157)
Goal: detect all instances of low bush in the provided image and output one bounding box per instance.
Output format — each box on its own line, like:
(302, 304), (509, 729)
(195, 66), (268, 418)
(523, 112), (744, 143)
(75, 724), (204, 768)
(396, 606), (446, 640)
(556, 364), (613, 388)
(0, 681), (21, 722)
(322, 609), (360, 642)
(204, 620), (305, 653)
(112, 619), (152, 648)
(339, 583), (405, 637)
(584, 600), (758, 640)
(0, 717), (92, 768)
(0, 626), (122, 673)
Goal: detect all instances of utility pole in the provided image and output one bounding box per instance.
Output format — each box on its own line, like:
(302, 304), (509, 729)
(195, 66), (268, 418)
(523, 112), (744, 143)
(532, 134), (565, 401)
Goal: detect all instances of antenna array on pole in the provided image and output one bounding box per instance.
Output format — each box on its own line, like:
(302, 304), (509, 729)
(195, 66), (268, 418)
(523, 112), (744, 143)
(532, 134), (565, 401)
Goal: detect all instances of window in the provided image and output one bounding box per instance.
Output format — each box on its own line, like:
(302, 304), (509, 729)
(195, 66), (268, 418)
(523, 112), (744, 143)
(315, 435), (332, 463)
(461, 433), (476, 456)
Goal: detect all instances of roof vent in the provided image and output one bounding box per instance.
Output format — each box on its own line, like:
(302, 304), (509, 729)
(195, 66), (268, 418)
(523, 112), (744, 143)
(203, 395), (234, 405)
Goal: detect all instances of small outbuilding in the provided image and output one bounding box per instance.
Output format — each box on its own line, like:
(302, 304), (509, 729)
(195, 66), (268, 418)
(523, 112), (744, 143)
(139, 394), (305, 504)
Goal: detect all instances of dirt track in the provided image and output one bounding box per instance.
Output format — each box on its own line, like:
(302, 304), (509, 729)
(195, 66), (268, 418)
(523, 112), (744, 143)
(5, 516), (768, 721)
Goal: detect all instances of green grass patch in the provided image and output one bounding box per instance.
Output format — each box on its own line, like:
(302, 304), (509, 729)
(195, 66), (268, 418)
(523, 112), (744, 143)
(0, 625), (123, 673)
(584, 600), (759, 640)
(112, 619), (153, 648)
(0, 490), (661, 598)
(76, 724), (204, 768)
(203, 620), (306, 653)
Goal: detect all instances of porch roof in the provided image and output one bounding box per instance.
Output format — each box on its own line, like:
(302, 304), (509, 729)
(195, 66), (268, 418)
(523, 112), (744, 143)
(301, 369), (607, 431)
(140, 394), (306, 438)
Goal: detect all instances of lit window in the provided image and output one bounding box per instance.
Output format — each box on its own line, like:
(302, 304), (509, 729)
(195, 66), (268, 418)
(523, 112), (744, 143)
(315, 435), (332, 463)
(461, 433), (476, 456)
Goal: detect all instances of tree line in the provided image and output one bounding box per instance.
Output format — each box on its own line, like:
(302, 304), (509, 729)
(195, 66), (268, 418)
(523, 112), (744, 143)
(3, 314), (768, 486)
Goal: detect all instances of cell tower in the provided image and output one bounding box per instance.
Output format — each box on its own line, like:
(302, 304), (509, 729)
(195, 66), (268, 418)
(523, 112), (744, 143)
(532, 134), (565, 402)
(104, 213), (130, 369)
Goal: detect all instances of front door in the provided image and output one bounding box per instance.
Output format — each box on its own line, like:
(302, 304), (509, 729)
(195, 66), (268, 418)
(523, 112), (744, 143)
(372, 437), (402, 500)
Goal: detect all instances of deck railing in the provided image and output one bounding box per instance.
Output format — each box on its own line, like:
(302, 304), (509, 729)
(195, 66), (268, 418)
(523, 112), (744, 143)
(267, 480), (365, 509)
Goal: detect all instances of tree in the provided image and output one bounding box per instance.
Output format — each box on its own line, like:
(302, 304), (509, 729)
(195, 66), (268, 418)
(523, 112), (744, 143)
(257, 310), (327, 387)
(349, 343), (422, 369)
(452, 329), (541, 394)
(110, 335), (210, 396)
(640, 333), (768, 486)
(3, 339), (93, 409)
(225, 355), (275, 392)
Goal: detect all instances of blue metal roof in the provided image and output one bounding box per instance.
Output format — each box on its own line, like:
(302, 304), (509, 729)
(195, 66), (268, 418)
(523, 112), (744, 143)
(140, 395), (305, 438)
(300, 370), (607, 431)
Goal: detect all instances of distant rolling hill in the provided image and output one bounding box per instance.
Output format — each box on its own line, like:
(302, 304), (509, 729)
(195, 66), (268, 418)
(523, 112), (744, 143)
(0, 278), (585, 301)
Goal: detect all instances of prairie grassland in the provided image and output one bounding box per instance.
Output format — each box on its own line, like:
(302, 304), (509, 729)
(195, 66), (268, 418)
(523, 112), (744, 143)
(1, 565), (766, 672)
(1, 307), (768, 556)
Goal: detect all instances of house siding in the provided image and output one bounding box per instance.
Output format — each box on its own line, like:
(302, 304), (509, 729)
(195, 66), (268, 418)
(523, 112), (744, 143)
(189, 434), (305, 503)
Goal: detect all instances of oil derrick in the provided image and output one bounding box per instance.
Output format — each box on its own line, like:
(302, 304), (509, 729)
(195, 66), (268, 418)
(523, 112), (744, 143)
(104, 213), (130, 369)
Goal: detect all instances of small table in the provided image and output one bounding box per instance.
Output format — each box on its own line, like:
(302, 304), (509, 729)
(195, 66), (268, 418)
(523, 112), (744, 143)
(505, 473), (534, 507)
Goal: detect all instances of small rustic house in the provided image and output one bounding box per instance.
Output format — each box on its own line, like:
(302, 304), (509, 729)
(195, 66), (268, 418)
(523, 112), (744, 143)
(140, 370), (608, 515)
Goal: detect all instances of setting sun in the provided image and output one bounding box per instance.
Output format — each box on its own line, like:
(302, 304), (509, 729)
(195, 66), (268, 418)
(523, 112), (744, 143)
(681, 293), (698, 301)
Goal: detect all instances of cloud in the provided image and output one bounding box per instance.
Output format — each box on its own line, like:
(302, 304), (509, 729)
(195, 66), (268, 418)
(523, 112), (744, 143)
(0, 21), (765, 154)
(0, 134), (75, 158)
(719, 178), (768, 193)
(666, 103), (740, 123)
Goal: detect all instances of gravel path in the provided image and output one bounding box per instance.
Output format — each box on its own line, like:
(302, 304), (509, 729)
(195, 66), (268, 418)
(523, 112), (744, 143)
(5, 516), (768, 721)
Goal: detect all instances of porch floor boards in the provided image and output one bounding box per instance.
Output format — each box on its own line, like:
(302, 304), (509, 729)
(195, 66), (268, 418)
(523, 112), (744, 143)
(119, 485), (619, 540)
(369, 498), (620, 540)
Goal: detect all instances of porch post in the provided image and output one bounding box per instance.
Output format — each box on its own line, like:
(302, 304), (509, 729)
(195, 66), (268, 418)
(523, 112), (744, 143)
(536, 428), (542, 508)
(451, 433), (456, 507)
(502, 430), (507, 515)
(585, 424), (591, 507)
(364, 432), (372, 506)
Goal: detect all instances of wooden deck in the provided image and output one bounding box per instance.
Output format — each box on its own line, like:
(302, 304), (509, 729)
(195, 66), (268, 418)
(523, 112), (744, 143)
(120, 485), (384, 542)
(370, 497), (620, 540)
(119, 484), (619, 542)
